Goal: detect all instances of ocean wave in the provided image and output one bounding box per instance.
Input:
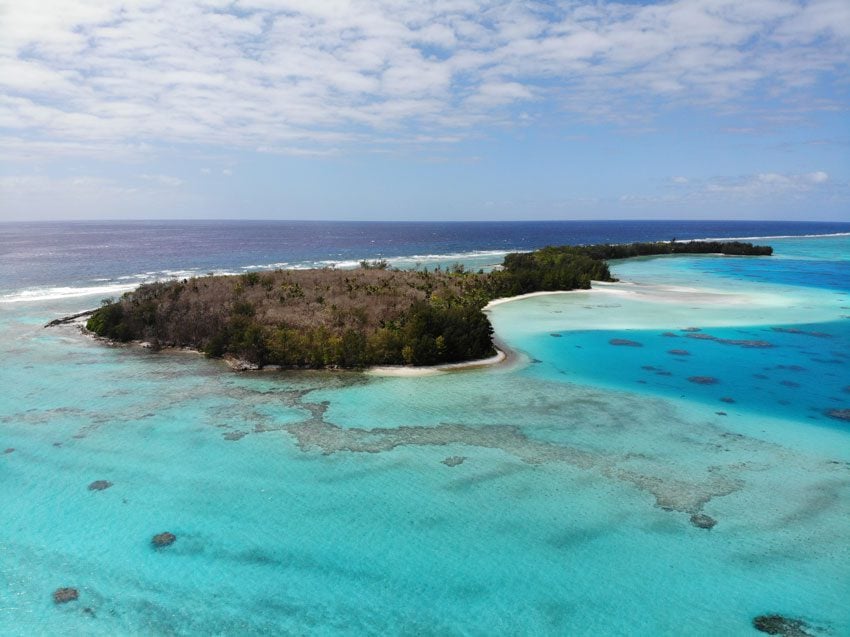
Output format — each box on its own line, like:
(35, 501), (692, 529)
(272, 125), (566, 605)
(1, 249), (522, 303)
(692, 232), (850, 242)
(0, 268), (240, 303)
(388, 249), (512, 264)
(236, 249), (515, 272)
(0, 283), (139, 304)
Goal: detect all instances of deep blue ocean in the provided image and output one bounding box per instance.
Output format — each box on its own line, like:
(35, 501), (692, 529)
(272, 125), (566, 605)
(1, 220), (849, 636)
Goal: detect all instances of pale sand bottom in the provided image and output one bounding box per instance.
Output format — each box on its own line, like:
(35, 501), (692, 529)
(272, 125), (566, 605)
(487, 279), (846, 337)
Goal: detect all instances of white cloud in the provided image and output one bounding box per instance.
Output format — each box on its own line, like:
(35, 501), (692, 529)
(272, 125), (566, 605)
(140, 174), (184, 187)
(0, 1), (847, 161)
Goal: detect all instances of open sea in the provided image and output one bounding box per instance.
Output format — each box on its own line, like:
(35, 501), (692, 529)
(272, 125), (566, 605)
(1, 220), (849, 636)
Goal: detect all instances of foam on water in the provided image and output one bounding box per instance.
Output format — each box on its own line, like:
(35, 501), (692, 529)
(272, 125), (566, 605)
(1, 233), (849, 635)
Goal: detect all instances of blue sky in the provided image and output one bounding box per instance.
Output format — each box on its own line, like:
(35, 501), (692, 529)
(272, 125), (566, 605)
(1, 0), (848, 221)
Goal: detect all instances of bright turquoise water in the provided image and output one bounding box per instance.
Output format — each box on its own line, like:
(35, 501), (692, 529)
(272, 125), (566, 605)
(1, 234), (848, 635)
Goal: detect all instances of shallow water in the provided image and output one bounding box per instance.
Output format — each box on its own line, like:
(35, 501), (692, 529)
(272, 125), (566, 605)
(1, 234), (848, 636)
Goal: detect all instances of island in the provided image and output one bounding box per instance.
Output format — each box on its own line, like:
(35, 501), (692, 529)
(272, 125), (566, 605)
(84, 241), (772, 369)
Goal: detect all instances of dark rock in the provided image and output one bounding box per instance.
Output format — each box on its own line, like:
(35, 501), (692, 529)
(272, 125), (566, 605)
(3, 448), (13, 454)
(752, 614), (814, 636)
(152, 532), (176, 548)
(44, 309), (96, 328)
(720, 397), (736, 403)
(223, 431), (247, 441)
(826, 409), (850, 422)
(609, 338), (642, 347)
(655, 371), (672, 376)
(715, 411), (727, 416)
(88, 480), (112, 491)
(442, 456), (466, 467)
(549, 333), (562, 338)
(689, 513), (717, 529)
(687, 376), (719, 385)
(225, 357), (260, 371)
(668, 349), (690, 356)
(53, 588), (79, 604)
(661, 332), (678, 337)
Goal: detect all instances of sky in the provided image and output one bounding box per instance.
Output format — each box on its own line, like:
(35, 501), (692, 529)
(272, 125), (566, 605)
(0, 0), (848, 221)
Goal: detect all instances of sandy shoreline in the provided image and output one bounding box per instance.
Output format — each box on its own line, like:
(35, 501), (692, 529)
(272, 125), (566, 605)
(366, 346), (511, 377)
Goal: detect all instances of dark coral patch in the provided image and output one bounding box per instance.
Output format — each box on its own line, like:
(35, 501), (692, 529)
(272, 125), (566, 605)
(780, 380), (800, 388)
(53, 588), (79, 604)
(720, 397), (735, 403)
(442, 456), (466, 467)
(656, 371), (672, 376)
(609, 338), (642, 347)
(668, 349), (690, 356)
(684, 333), (773, 348)
(753, 373), (769, 380)
(641, 365), (657, 371)
(152, 532), (177, 548)
(549, 333), (563, 338)
(681, 327), (701, 332)
(3, 448), (13, 454)
(771, 326), (831, 338)
(661, 332), (678, 337)
(723, 339), (773, 348)
(690, 513), (717, 529)
(685, 333), (717, 341)
(87, 480), (112, 491)
(688, 376), (719, 385)
(826, 409), (850, 422)
(752, 614), (814, 636)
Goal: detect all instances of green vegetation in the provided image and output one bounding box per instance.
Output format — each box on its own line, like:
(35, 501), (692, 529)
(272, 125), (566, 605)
(86, 240), (771, 369)
(573, 240), (773, 260)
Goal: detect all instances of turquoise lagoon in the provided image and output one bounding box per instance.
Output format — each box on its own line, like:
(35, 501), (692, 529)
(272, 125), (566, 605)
(1, 236), (848, 635)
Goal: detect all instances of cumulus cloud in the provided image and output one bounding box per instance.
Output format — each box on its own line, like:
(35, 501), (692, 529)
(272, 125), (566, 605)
(0, 0), (847, 162)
